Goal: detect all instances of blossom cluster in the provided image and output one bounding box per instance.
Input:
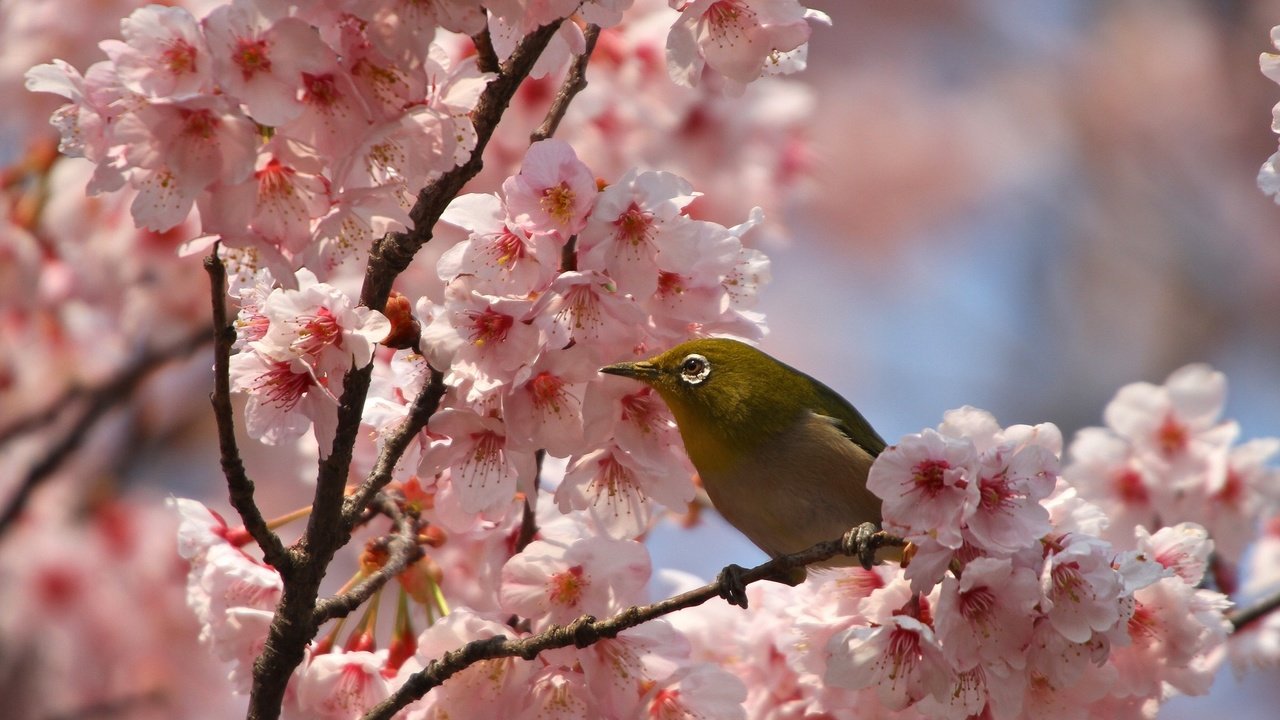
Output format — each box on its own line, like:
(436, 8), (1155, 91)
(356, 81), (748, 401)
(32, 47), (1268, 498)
(1260, 25), (1280, 199)
(24, 0), (828, 272)
(825, 405), (1233, 718)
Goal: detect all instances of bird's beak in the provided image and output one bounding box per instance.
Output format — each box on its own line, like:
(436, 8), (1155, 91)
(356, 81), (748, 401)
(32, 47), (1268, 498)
(599, 360), (660, 382)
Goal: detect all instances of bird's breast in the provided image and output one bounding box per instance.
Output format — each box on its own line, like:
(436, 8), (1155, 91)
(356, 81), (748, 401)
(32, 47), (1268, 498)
(697, 411), (882, 564)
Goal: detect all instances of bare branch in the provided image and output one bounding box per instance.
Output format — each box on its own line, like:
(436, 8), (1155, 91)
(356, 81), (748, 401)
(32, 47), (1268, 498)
(1228, 587), (1280, 631)
(361, 529), (907, 720)
(314, 493), (423, 625)
(203, 252), (291, 571)
(530, 24), (601, 144)
(0, 325), (210, 539)
(342, 367), (446, 529)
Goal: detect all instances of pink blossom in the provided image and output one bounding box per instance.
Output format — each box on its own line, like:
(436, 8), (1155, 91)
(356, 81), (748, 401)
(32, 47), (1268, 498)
(578, 169), (701, 298)
(499, 536), (650, 625)
(1103, 363), (1238, 488)
(503, 139), (598, 238)
(666, 0), (829, 92)
(640, 663), (748, 720)
(187, 543), (282, 691)
(438, 192), (562, 296)
(1110, 578), (1231, 700)
(294, 649), (393, 719)
(825, 613), (951, 711)
(419, 408), (538, 515)
(100, 5), (211, 100)
(935, 557), (1040, 673)
(1135, 523), (1213, 586)
(515, 665), (596, 720)
(965, 440), (1057, 554)
(112, 95), (258, 231)
(529, 270), (646, 360)
(501, 346), (595, 457)
(549, 621), (691, 718)
(1040, 533), (1123, 644)
(420, 283), (542, 399)
(257, 268), (390, 376)
(307, 186), (411, 276)
(229, 347), (338, 449)
(867, 428), (977, 549)
(203, 136), (332, 254)
(557, 444), (661, 539)
(202, 0), (330, 126)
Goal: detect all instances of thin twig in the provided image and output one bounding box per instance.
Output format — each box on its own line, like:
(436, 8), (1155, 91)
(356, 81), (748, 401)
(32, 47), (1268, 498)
(342, 367), (446, 529)
(314, 493), (423, 625)
(514, 450), (543, 554)
(361, 529), (906, 720)
(530, 24), (601, 144)
(1228, 587), (1280, 631)
(203, 252), (291, 572)
(0, 325), (211, 539)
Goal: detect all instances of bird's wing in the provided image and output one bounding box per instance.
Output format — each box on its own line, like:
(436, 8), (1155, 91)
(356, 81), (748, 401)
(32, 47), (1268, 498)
(813, 410), (887, 458)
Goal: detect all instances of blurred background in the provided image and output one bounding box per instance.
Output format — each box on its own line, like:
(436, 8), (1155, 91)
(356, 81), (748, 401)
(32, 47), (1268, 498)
(3, 0), (1280, 717)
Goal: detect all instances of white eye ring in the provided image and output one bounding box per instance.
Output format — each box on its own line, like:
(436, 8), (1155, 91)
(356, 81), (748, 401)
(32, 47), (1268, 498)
(679, 353), (711, 385)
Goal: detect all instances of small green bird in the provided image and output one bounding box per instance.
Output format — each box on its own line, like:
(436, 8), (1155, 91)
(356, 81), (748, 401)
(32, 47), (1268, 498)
(600, 337), (889, 607)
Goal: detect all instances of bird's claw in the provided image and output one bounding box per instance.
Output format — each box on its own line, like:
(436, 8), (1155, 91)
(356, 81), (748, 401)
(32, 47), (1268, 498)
(842, 522), (881, 570)
(716, 563), (750, 609)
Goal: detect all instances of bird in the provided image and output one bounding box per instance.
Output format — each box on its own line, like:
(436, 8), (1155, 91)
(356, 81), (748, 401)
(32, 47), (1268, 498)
(600, 337), (890, 607)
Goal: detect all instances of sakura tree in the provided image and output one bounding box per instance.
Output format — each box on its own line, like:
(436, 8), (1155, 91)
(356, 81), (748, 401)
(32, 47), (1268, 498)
(4, 2), (1280, 719)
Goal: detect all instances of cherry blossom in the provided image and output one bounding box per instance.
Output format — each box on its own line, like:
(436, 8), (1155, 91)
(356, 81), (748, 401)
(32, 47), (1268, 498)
(100, 5), (212, 100)
(666, 0), (830, 92)
(294, 649), (394, 719)
(503, 138), (599, 239)
(499, 536), (650, 625)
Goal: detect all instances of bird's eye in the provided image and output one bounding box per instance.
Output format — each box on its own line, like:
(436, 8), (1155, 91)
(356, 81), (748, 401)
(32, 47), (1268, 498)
(679, 354), (711, 385)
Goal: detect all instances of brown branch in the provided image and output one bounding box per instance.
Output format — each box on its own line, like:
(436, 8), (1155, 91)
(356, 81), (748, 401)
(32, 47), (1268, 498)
(244, 19), (569, 720)
(0, 383), (86, 445)
(314, 493), (423, 625)
(530, 24), (601, 144)
(360, 529), (906, 720)
(0, 325), (211, 539)
(471, 26), (500, 74)
(1228, 586), (1280, 631)
(341, 367), (447, 529)
(203, 252), (291, 572)
(514, 450), (543, 554)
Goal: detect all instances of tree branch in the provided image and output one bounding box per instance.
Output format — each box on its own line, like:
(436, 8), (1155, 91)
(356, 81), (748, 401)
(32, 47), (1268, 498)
(471, 26), (500, 74)
(0, 325), (211, 539)
(244, 18), (570, 720)
(361, 529), (906, 720)
(314, 493), (423, 625)
(341, 367), (446, 529)
(203, 252), (291, 571)
(1228, 586), (1280, 631)
(530, 24), (601, 144)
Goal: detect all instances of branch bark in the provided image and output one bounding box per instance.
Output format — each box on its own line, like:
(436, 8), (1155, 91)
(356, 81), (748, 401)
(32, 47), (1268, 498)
(530, 24), (601, 144)
(360, 529), (906, 720)
(1228, 586), (1280, 631)
(204, 252), (291, 571)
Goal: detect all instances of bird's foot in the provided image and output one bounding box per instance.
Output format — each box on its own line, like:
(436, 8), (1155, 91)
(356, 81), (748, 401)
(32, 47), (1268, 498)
(842, 522), (882, 570)
(716, 563), (750, 609)
(716, 563), (807, 610)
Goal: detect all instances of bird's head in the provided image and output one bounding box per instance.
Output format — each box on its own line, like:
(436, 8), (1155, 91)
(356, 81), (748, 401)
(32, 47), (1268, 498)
(599, 338), (810, 460)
